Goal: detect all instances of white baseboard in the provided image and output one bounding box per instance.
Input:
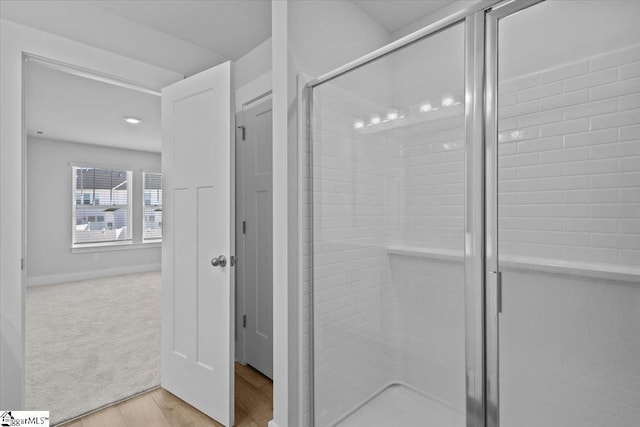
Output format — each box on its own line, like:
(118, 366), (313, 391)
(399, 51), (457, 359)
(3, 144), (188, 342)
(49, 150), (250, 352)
(26, 263), (161, 287)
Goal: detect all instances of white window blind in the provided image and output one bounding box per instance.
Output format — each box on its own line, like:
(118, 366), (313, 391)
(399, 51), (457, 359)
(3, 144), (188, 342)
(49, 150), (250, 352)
(143, 172), (163, 241)
(72, 165), (132, 245)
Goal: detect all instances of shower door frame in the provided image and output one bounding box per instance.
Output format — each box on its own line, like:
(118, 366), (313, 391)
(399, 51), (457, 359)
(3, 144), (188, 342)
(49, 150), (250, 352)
(306, 1), (544, 426)
(484, 2), (547, 427)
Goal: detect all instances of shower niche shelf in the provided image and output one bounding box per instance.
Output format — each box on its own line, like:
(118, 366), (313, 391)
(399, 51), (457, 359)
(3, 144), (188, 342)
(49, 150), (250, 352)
(385, 245), (640, 283)
(387, 245), (463, 262)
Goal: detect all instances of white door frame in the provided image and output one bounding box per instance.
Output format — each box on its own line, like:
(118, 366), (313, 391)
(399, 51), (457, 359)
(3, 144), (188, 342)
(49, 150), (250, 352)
(0, 19), (181, 409)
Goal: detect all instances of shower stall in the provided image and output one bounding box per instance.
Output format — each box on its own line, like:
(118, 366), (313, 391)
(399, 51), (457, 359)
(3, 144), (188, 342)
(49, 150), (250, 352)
(307, 1), (640, 426)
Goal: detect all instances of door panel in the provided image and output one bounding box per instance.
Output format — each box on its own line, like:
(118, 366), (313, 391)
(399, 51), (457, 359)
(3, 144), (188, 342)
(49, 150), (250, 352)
(310, 23), (467, 427)
(493, 2), (640, 426)
(161, 61), (234, 427)
(244, 97), (273, 379)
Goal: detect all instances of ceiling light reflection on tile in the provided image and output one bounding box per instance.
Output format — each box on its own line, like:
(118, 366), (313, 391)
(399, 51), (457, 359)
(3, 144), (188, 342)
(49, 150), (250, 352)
(123, 116), (142, 124)
(419, 102), (432, 113)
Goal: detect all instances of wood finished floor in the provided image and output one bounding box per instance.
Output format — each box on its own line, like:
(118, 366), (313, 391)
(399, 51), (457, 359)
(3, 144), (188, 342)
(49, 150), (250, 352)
(59, 363), (272, 427)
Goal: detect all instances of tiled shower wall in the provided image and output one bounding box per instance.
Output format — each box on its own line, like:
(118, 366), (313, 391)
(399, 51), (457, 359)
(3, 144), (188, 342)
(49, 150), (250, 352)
(497, 44), (640, 427)
(497, 44), (640, 266)
(310, 84), (398, 427)
(307, 43), (640, 427)
(387, 111), (467, 410)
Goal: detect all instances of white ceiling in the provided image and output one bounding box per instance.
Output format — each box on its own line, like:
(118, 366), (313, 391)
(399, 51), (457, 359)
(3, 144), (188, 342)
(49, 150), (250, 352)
(26, 63), (161, 153)
(1, 0), (454, 76)
(0, 0), (271, 77)
(88, 0), (271, 61)
(10, 0), (456, 152)
(353, 0), (455, 33)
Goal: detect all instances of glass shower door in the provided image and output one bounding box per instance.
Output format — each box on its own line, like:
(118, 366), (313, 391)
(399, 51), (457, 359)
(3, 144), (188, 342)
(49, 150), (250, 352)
(310, 21), (470, 427)
(491, 1), (640, 426)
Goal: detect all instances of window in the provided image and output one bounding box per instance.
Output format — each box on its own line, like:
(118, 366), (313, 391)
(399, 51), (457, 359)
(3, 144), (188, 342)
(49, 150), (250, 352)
(142, 172), (162, 241)
(72, 165), (132, 245)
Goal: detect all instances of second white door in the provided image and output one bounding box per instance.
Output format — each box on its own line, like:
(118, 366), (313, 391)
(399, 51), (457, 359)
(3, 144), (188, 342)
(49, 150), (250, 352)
(239, 96), (273, 379)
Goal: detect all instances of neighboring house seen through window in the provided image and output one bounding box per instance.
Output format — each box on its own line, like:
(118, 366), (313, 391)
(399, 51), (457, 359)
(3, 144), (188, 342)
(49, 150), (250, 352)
(143, 172), (163, 242)
(72, 165), (132, 245)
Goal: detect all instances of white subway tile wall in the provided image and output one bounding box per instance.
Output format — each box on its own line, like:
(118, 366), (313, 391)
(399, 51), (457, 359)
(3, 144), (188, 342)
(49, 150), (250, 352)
(311, 84), (395, 427)
(498, 44), (640, 427)
(498, 44), (640, 266)
(307, 40), (640, 427)
(311, 77), (467, 425)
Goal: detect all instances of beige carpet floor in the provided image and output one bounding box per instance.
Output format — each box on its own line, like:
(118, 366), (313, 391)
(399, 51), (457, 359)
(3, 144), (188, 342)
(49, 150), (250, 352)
(26, 271), (161, 425)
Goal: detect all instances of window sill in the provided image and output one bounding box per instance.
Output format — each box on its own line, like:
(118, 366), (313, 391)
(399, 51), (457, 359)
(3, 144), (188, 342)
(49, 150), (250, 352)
(72, 241), (161, 253)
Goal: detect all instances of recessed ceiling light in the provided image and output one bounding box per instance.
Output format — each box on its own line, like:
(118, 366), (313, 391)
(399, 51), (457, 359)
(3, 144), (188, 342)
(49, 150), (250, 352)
(123, 116), (142, 124)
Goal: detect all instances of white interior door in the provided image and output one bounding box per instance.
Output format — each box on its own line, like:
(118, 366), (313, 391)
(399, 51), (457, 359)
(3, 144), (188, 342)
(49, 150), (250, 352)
(243, 97), (273, 379)
(161, 61), (234, 427)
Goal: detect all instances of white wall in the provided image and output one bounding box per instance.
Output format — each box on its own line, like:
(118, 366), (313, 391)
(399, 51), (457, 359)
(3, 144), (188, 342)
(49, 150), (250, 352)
(234, 37), (272, 93)
(288, 0), (392, 105)
(271, 2), (394, 426)
(389, 23), (464, 111)
(26, 137), (162, 285)
(390, 0), (479, 40)
(0, 18), (181, 409)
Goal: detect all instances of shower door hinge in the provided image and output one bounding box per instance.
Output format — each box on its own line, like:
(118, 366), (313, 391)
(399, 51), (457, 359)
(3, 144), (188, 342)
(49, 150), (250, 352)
(497, 271), (502, 314)
(243, 315), (247, 328)
(487, 271), (502, 317)
(237, 125), (246, 141)
(242, 221), (246, 234)
(489, 271), (503, 317)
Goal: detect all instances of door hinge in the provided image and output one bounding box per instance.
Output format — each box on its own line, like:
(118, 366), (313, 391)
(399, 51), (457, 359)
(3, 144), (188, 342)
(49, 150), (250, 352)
(21, 258), (24, 271)
(242, 221), (246, 234)
(237, 125), (246, 141)
(243, 315), (247, 328)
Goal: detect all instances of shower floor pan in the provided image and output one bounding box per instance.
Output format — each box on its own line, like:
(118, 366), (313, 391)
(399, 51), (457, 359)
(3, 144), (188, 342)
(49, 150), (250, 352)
(333, 383), (464, 427)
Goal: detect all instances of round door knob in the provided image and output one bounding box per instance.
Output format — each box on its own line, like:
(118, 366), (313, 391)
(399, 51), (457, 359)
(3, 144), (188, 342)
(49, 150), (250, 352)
(211, 255), (227, 267)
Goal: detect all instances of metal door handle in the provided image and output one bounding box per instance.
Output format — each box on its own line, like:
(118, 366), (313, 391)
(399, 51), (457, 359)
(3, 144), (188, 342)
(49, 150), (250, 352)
(211, 255), (227, 267)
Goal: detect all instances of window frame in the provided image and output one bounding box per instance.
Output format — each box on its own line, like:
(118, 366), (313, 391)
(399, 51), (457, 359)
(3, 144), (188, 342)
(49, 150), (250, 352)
(71, 163), (133, 248)
(141, 170), (163, 243)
